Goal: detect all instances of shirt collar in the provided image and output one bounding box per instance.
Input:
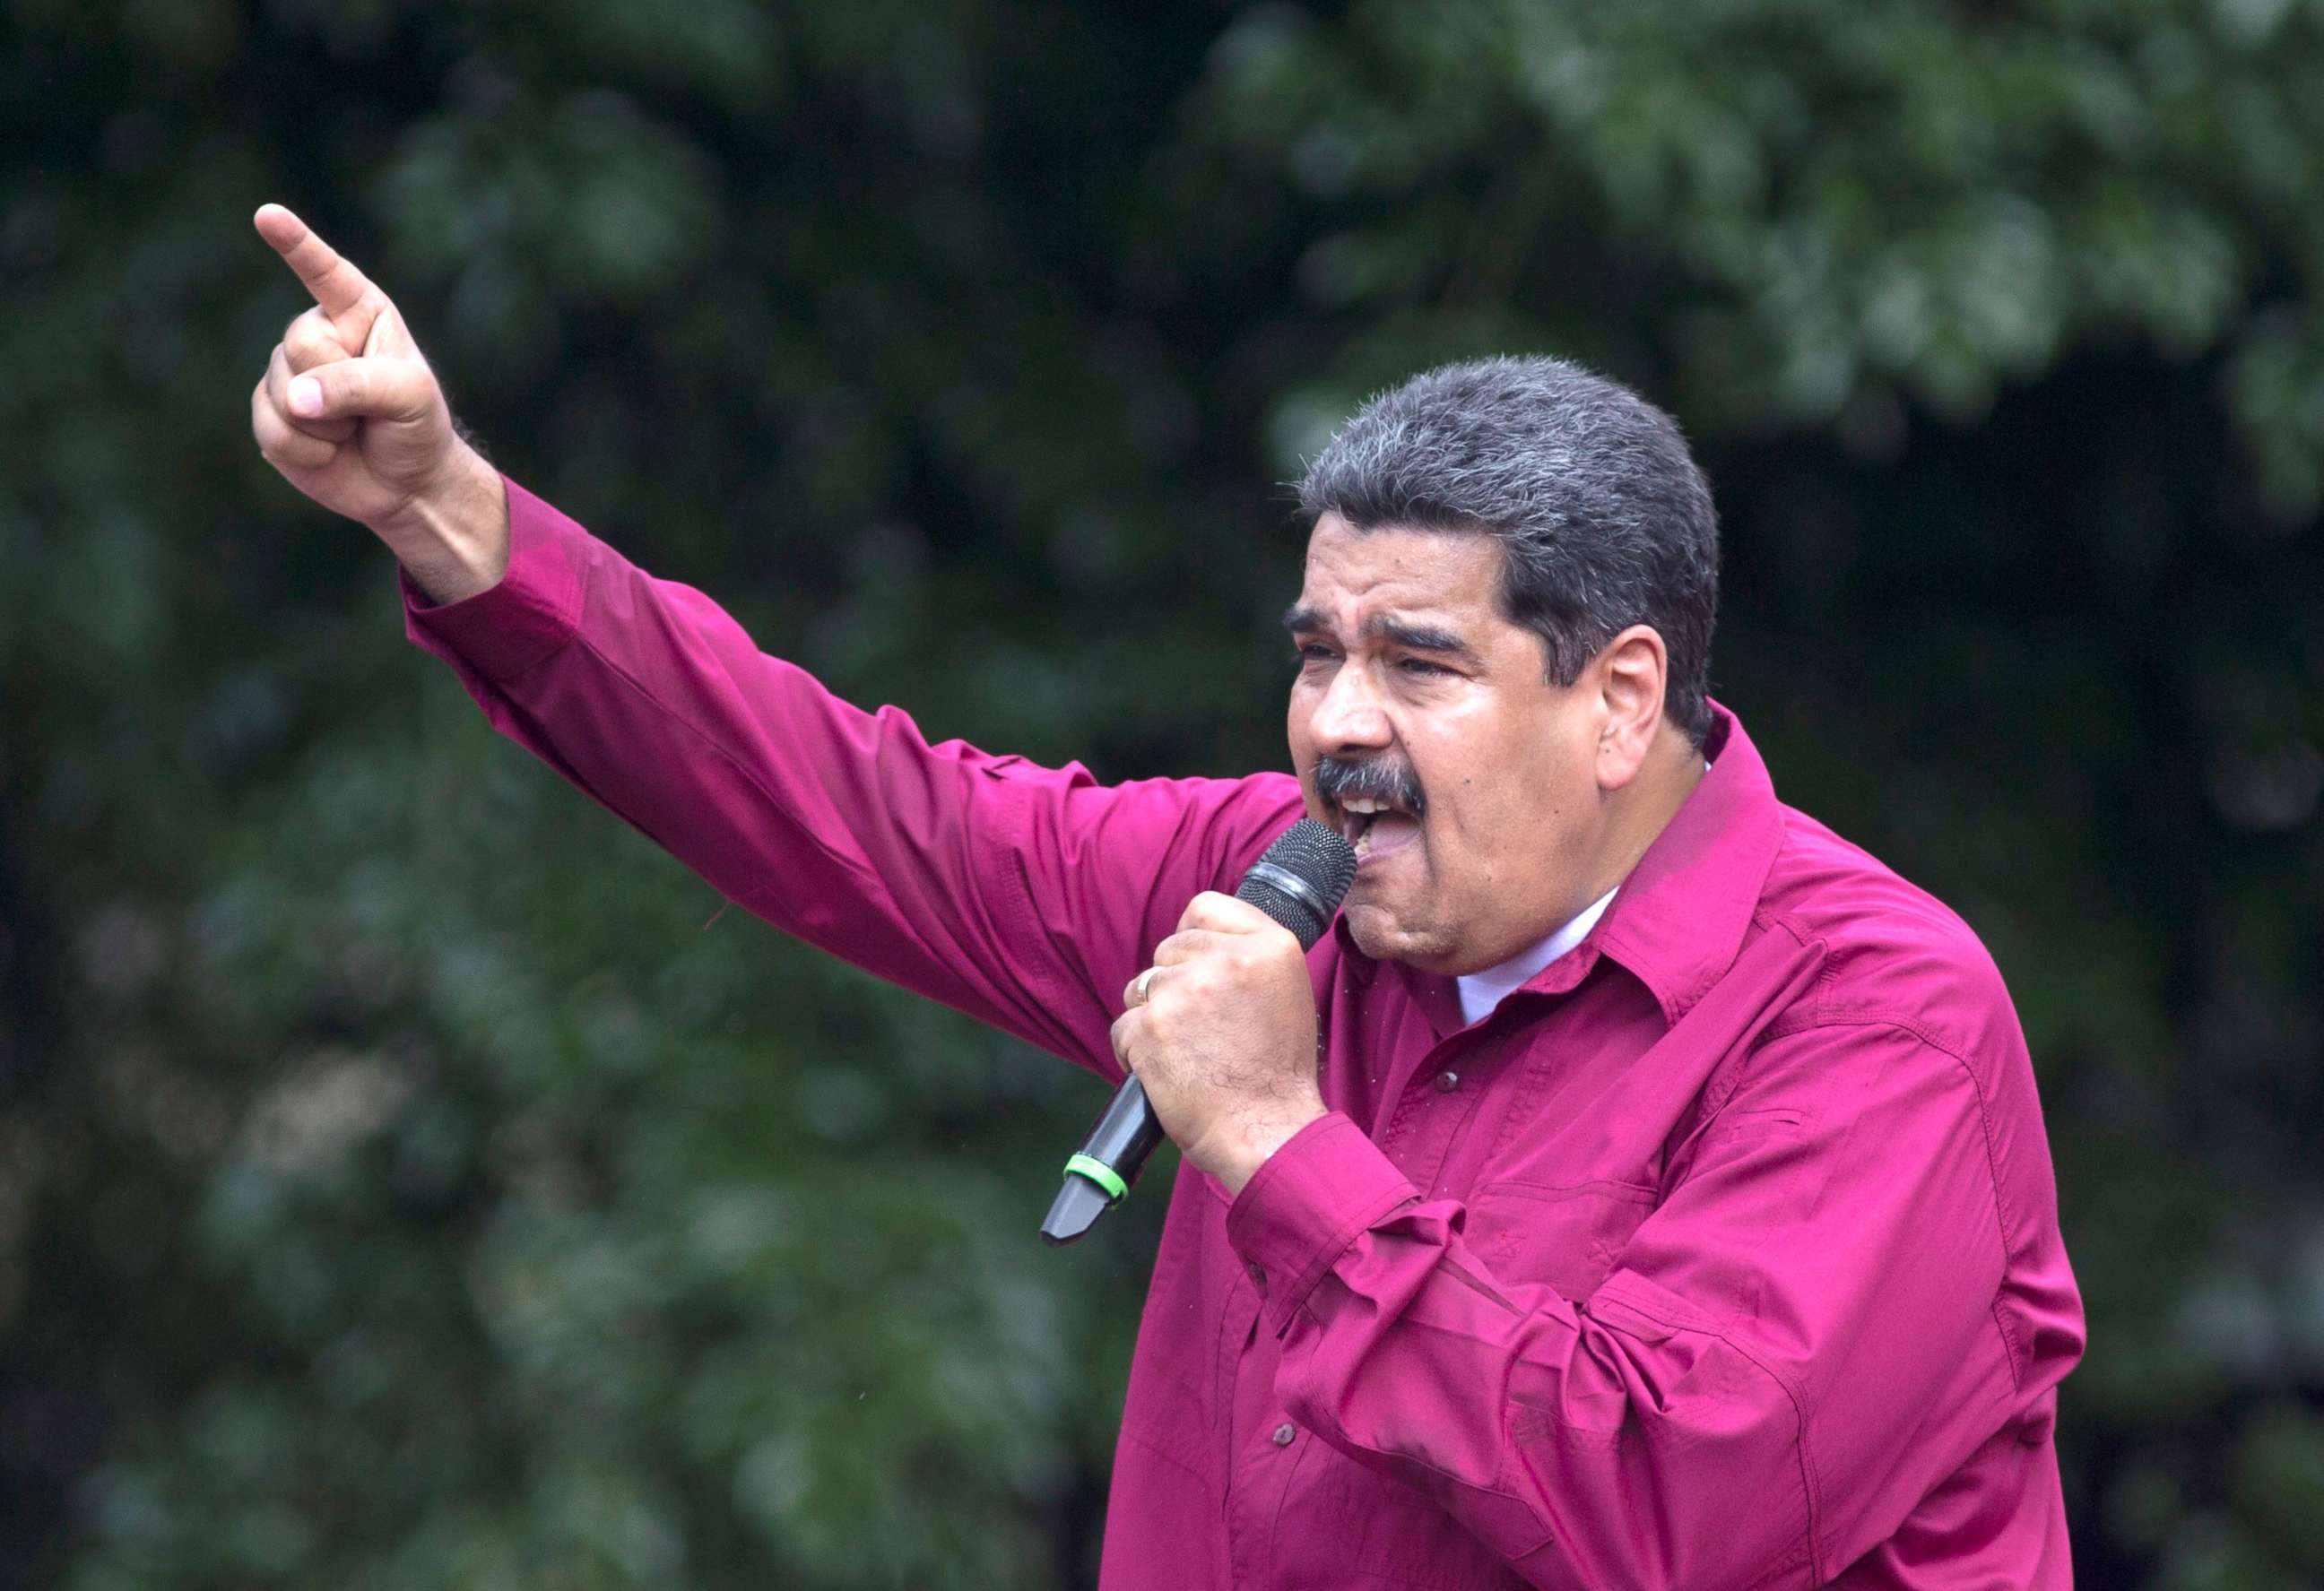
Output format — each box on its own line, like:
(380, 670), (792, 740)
(1454, 885), (1617, 1026)
(1591, 700), (1785, 1025)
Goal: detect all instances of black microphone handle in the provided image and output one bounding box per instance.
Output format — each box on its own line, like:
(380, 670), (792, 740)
(1077, 1076), (1166, 1193)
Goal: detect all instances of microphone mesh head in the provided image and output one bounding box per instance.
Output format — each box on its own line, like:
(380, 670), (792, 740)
(1236, 819), (1359, 950)
(1264, 818), (1359, 904)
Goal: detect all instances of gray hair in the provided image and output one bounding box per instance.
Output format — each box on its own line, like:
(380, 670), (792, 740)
(1296, 356), (1720, 747)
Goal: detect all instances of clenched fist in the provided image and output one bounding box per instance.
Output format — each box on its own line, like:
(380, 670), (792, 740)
(249, 204), (507, 604)
(1112, 892), (1328, 1195)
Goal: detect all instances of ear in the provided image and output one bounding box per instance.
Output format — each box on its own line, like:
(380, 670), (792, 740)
(1592, 625), (1668, 793)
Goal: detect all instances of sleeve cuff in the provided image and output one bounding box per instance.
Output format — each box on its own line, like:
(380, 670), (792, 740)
(402, 476), (589, 681)
(1227, 1112), (1418, 1336)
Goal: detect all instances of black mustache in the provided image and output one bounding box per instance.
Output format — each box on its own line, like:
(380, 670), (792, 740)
(1314, 757), (1426, 818)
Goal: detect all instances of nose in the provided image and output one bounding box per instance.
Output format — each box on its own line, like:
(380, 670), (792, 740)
(1307, 656), (1393, 756)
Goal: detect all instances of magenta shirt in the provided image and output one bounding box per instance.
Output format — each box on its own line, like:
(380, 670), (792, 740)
(407, 480), (2084, 1588)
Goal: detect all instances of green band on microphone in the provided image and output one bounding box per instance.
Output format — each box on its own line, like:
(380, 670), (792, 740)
(1063, 1154), (1128, 1203)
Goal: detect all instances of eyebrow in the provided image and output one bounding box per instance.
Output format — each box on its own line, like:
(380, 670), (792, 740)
(1281, 605), (1481, 664)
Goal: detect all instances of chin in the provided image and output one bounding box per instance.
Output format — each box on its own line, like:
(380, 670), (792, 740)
(1341, 901), (1449, 969)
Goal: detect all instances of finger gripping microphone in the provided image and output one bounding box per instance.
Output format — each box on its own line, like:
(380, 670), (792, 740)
(1040, 819), (1358, 1245)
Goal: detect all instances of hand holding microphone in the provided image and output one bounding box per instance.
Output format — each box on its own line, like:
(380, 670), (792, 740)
(1042, 821), (1357, 1242)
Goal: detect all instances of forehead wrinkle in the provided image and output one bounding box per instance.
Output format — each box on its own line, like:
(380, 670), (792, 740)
(1298, 520), (1503, 627)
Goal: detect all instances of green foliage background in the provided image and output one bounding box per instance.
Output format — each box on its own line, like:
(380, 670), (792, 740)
(4, 2), (2321, 1586)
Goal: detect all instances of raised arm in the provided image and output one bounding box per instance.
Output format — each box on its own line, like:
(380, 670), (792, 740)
(248, 207), (1305, 1074)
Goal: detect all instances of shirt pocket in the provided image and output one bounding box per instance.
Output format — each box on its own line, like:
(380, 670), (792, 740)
(1463, 1180), (1659, 1302)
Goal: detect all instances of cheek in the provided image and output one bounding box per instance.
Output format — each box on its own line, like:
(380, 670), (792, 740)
(1424, 731), (1584, 867)
(1433, 774), (1529, 869)
(1286, 698), (1331, 822)
(1285, 678), (1323, 754)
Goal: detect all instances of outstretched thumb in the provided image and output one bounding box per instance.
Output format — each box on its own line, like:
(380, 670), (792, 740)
(287, 356), (433, 425)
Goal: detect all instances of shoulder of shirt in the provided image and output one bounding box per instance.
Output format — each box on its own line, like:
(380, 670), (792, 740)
(1747, 801), (2025, 1081)
(1107, 769), (1306, 881)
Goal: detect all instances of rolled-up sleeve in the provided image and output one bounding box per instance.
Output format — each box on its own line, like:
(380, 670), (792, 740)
(1227, 1018), (2051, 1589)
(404, 477), (1304, 1076)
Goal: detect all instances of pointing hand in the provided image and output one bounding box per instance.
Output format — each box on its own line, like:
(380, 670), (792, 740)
(249, 204), (505, 601)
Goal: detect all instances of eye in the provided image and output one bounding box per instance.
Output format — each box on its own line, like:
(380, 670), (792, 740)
(1396, 656), (1452, 677)
(1295, 642), (1338, 666)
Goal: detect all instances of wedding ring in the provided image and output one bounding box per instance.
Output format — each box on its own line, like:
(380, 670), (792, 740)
(1128, 966), (1160, 1007)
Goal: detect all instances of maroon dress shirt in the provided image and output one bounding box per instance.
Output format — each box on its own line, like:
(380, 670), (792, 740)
(405, 480), (2084, 1587)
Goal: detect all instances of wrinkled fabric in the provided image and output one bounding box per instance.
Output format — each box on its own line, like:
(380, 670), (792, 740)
(406, 479), (2084, 1588)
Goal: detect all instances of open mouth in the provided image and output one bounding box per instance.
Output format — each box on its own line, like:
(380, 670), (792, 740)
(1333, 795), (1422, 863)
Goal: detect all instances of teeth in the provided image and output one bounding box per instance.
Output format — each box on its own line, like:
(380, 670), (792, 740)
(1353, 825), (1374, 858)
(1342, 797), (1384, 814)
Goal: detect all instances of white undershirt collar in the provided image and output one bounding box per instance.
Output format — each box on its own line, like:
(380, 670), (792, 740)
(1454, 886), (1617, 1028)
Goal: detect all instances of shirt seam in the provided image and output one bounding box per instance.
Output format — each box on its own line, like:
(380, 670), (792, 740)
(1752, 1006), (2026, 1387)
(526, 523), (589, 675)
(1260, 1425), (1322, 1585)
(1282, 1331), (1555, 1545)
(1409, 1038), (1501, 1195)
(419, 539), (587, 685)
(1693, 914), (1827, 1124)
(1117, 1420), (1210, 1483)
(1751, 904), (1820, 957)
(1756, 1007), (2015, 1249)
(1587, 1279), (1827, 1581)
(984, 778), (1073, 1059)
(1274, 1180), (1420, 1330)
(497, 623), (582, 684)
(560, 627), (891, 906)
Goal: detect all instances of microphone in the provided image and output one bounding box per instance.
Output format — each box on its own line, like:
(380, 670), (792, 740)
(1040, 819), (1358, 1245)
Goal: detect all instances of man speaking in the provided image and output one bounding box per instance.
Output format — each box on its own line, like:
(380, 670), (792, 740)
(249, 203), (2082, 1588)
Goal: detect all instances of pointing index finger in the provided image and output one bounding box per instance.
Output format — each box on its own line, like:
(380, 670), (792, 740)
(253, 203), (378, 322)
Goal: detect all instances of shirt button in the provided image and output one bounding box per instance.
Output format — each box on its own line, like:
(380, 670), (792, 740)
(1245, 1260), (1268, 1294)
(1433, 1068), (1461, 1093)
(1270, 1422), (1297, 1447)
